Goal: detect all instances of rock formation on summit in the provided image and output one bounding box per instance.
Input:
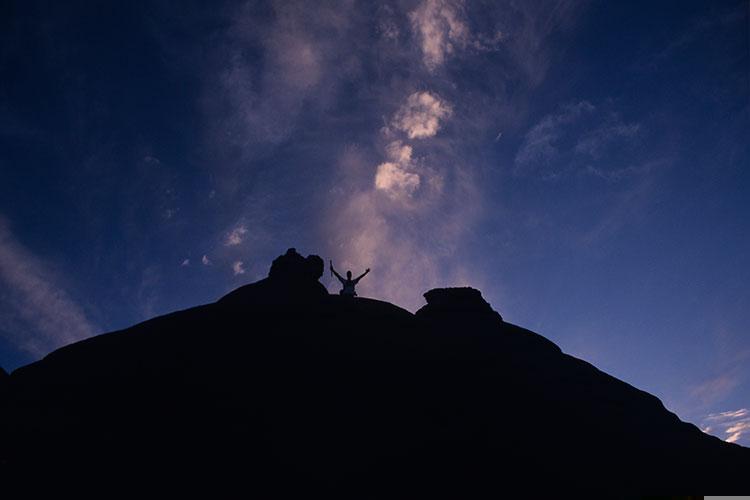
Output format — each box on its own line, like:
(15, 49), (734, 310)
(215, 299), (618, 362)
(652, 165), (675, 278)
(219, 247), (328, 306)
(1, 248), (747, 495)
(268, 247), (324, 281)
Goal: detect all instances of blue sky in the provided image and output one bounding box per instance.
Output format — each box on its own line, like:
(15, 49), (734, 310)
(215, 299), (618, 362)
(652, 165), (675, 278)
(1, 0), (748, 446)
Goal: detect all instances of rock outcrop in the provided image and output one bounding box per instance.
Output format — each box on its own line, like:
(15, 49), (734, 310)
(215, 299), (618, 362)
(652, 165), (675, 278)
(218, 247), (328, 306)
(417, 287), (499, 320)
(268, 247), (324, 281)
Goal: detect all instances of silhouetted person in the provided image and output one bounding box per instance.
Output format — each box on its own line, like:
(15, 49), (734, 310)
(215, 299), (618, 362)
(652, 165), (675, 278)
(330, 260), (370, 297)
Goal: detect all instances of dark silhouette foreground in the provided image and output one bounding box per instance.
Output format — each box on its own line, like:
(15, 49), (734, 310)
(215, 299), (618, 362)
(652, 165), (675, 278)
(1, 248), (747, 496)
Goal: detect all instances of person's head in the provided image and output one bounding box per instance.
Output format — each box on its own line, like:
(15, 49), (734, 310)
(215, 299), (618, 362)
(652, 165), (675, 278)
(346, 270), (352, 279)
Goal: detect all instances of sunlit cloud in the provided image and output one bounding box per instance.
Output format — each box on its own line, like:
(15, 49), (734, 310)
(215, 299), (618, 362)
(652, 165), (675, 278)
(374, 141), (420, 200)
(374, 162), (421, 200)
(706, 409), (749, 420)
(232, 261), (246, 275)
(409, 0), (505, 71)
(700, 408), (750, 446)
(392, 91), (452, 139)
(409, 0), (470, 71)
(181, 259), (190, 267)
(202, 255), (212, 266)
(0, 217), (97, 356)
(725, 421), (750, 444)
(225, 225), (247, 246)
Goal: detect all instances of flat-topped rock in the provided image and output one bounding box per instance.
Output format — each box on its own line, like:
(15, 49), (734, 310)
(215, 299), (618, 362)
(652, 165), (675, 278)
(415, 287), (501, 323)
(422, 287), (495, 312)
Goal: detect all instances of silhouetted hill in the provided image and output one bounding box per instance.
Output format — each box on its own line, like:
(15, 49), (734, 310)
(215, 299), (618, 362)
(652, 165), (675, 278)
(1, 248), (747, 495)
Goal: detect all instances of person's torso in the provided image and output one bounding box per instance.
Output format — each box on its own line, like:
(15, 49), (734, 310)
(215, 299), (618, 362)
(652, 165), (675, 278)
(342, 280), (356, 295)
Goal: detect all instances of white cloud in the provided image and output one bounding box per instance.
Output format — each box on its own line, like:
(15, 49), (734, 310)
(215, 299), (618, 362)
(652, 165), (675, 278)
(706, 409), (749, 420)
(0, 217), (97, 357)
(202, 255), (212, 266)
(408, 0), (506, 71)
(392, 91), (452, 139)
(181, 259), (190, 267)
(700, 408), (750, 446)
(232, 261), (246, 275)
(375, 162), (421, 199)
(225, 225), (247, 246)
(374, 141), (421, 200)
(409, 0), (470, 71)
(726, 421), (750, 443)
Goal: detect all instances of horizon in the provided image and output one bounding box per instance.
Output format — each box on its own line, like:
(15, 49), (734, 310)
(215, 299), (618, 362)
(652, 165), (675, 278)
(1, 1), (748, 447)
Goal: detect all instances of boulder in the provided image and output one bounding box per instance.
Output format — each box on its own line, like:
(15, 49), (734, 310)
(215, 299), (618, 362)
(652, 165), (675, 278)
(416, 287), (500, 321)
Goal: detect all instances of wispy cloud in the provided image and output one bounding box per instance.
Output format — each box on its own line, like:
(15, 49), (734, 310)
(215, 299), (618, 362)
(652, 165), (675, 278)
(232, 260), (246, 275)
(409, 0), (504, 72)
(514, 100), (595, 174)
(224, 225), (247, 246)
(201, 255), (211, 266)
(701, 408), (750, 446)
(690, 373), (741, 408)
(0, 217), (97, 357)
(409, 0), (470, 71)
(514, 100), (648, 184)
(575, 121), (640, 160)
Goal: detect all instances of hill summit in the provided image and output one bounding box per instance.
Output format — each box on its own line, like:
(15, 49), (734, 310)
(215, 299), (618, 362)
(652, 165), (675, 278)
(2, 248), (747, 495)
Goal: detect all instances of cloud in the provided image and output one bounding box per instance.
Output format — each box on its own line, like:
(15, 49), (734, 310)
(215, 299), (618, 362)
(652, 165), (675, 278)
(514, 101), (646, 183)
(700, 408), (750, 446)
(225, 225), (247, 246)
(707, 408), (749, 420)
(392, 91), (453, 139)
(726, 421), (750, 444)
(408, 0), (509, 71)
(514, 100), (595, 172)
(232, 261), (246, 275)
(202, 255), (211, 266)
(0, 217), (97, 356)
(409, 0), (470, 71)
(575, 122), (640, 159)
(690, 374), (740, 408)
(181, 259), (190, 267)
(374, 141), (420, 200)
(206, 1), (366, 157)
(375, 162), (421, 199)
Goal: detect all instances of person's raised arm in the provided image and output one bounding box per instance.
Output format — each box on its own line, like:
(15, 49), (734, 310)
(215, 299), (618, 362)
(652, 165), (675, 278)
(354, 268), (370, 283)
(330, 260), (345, 283)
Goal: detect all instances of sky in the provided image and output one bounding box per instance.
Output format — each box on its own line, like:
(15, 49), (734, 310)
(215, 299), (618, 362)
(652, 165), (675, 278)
(1, 0), (748, 446)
